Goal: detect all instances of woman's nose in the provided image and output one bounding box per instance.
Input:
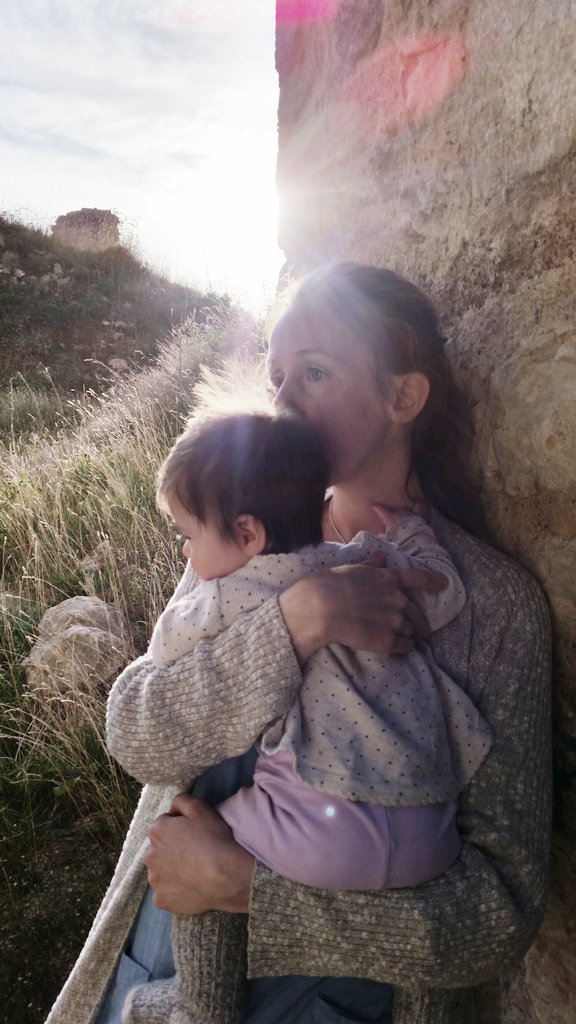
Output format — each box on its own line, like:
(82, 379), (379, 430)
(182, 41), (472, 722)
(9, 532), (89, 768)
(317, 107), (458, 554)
(273, 380), (297, 413)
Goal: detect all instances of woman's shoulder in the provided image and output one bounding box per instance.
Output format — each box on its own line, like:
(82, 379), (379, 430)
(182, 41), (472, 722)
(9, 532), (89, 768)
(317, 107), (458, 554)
(431, 510), (548, 617)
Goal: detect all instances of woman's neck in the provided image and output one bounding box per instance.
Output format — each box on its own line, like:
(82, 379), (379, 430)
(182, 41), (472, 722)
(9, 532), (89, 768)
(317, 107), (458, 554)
(325, 471), (424, 543)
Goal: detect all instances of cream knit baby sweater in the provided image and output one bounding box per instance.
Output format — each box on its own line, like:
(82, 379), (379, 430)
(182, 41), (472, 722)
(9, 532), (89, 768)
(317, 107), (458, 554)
(45, 513), (552, 1024)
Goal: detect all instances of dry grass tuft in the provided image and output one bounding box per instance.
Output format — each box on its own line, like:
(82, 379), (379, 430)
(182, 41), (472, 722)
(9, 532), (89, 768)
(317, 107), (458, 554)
(0, 307), (269, 852)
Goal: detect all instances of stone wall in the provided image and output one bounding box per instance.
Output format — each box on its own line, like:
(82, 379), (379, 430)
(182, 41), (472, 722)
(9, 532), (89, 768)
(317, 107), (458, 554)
(275, 0), (575, 1020)
(52, 208), (120, 252)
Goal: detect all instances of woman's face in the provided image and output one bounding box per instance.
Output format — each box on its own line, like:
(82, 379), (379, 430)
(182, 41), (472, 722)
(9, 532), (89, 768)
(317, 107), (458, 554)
(267, 310), (395, 485)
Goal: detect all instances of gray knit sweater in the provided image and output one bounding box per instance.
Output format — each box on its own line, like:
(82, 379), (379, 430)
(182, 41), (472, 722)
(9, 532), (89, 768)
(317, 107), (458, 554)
(45, 514), (552, 1024)
(117, 521), (491, 806)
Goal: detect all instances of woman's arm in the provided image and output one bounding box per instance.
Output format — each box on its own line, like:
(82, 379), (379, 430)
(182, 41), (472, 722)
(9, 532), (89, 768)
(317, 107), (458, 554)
(145, 535), (552, 994)
(106, 598), (302, 786)
(107, 560), (441, 785)
(247, 539), (553, 990)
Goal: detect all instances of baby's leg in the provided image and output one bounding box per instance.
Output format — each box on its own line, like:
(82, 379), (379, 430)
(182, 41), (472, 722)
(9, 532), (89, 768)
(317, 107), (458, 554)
(122, 909), (247, 1024)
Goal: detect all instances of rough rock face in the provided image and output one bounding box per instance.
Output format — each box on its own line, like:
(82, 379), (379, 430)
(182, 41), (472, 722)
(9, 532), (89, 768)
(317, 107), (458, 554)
(24, 596), (132, 718)
(276, 0), (575, 1019)
(51, 208), (120, 252)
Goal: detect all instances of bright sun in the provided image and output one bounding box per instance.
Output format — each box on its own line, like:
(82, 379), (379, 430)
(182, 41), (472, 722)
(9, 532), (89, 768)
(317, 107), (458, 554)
(198, 140), (283, 307)
(141, 131), (283, 314)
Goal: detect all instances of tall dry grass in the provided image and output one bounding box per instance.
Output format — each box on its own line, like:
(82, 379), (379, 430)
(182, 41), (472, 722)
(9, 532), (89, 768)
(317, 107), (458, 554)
(0, 308), (270, 857)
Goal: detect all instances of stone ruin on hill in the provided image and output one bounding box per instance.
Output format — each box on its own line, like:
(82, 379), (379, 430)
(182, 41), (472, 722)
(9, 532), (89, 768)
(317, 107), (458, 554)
(51, 208), (120, 252)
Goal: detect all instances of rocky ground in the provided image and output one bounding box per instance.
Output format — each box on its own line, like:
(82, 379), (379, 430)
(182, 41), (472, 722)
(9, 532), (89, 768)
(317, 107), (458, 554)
(1, 828), (121, 1024)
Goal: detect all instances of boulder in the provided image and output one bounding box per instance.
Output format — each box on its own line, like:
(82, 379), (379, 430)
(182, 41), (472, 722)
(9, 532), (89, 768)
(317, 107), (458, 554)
(24, 596), (132, 705)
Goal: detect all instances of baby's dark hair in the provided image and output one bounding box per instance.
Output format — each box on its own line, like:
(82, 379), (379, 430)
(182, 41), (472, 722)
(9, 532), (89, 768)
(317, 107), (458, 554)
(157, 412), (329, 553)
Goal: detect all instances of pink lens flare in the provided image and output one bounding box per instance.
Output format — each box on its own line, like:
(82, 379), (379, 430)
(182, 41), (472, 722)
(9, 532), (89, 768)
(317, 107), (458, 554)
(277, 0), (339, 25)
(338, 34), (468, 135)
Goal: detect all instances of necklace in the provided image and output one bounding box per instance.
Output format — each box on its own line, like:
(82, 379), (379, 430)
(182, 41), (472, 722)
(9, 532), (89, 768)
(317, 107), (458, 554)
(328, 497), (348, 543)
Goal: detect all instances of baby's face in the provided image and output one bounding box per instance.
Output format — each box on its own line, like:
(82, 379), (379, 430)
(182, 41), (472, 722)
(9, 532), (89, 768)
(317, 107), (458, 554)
(168, 497), (251, 581)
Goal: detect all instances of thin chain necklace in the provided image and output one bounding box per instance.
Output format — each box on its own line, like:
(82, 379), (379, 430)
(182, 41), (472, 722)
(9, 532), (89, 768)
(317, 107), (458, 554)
(328, 497), (348, 543)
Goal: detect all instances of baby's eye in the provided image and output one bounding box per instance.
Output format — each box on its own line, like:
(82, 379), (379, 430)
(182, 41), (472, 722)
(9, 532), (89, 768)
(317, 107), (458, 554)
(268, 374), (283, 393)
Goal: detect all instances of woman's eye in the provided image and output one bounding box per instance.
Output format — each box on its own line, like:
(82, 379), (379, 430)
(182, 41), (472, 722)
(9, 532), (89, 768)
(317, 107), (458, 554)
(306, 367), (325, 382)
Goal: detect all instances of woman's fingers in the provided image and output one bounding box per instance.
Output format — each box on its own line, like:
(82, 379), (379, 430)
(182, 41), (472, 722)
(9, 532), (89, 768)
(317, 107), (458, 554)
(398, 596), (429, 641)
(325, 564), (447, 651)
(363, 549), (388, 568)
(392, 567), (448, 593)
(279, 561), (447, 660)
(143, 796), (252, 915)
(167, 792), (228, 827)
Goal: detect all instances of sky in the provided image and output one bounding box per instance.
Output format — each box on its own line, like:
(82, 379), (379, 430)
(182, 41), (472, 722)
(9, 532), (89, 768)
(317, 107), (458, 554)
(0, 0), (283, 311)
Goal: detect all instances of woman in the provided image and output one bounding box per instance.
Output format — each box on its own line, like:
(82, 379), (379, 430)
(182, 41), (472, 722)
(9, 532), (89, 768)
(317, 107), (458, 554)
(46, 264), (552, 1024)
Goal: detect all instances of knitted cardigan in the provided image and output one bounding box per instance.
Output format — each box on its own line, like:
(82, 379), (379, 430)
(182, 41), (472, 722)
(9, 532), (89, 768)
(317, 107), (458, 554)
(45, 514), (552, 1024)
(116, 521), (491, 807)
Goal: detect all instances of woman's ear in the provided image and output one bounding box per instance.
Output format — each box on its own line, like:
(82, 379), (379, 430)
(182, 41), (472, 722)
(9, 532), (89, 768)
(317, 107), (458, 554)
(388, 372), (430, 424)
(234, 515), (268, 557)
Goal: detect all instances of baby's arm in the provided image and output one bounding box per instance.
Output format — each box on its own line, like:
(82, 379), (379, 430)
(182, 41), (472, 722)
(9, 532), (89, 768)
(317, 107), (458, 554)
(148, 581), (224, 667)
(374, 509), (466, 632)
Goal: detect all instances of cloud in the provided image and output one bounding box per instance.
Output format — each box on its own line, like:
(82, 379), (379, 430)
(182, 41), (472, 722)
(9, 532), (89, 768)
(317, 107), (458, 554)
(0, 121), (107, 162)
(0, 0), (280, 305)
(0, 0), (275, 160)
(139, 0), (271, 37)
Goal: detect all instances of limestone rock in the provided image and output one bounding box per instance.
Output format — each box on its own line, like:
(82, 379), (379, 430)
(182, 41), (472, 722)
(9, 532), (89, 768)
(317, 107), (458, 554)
(1, 249), (18, 268)
(78, 540), (113, 573)
(35, 595), (127, 641)
(24, 596), (132, 705)
(107, 357), (130, 372)
(51, 208), (120, 252)
(276, 0), (576, 1016)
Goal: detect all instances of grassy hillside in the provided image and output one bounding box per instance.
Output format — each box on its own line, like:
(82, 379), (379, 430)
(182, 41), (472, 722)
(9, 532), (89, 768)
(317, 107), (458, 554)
(0, 228), (270, 1022)
(0, 213), (227, 409)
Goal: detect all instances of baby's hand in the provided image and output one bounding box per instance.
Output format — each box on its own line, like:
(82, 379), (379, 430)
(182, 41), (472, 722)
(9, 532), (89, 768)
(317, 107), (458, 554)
(372, 500), (431, 537)
(368, 503), (401, 536)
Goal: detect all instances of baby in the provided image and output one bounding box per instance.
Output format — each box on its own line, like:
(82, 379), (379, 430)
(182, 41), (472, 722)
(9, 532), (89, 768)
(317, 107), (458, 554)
(107, 411), (492, 1024)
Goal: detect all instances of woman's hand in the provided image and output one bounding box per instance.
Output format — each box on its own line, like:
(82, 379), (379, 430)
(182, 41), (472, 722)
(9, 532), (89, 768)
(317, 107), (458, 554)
(143, 793), (253, 914)
(279, 552), (447, 663)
